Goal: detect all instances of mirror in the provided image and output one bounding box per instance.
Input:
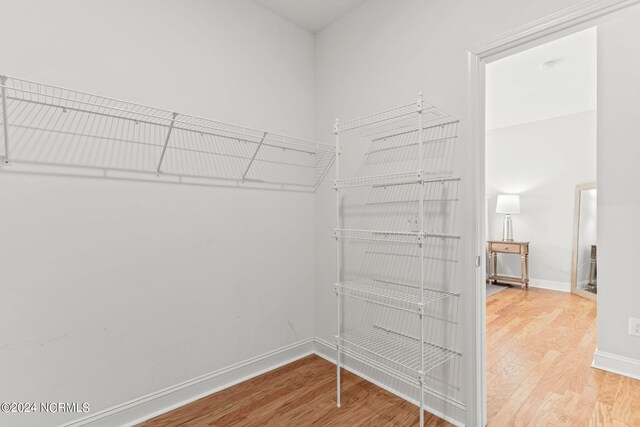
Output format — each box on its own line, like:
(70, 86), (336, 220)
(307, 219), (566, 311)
(571, 182), (597, 300)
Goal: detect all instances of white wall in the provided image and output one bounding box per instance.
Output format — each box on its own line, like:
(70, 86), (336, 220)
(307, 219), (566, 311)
(486, 111), (597, 290)
(313, 0), (589, 424)
(0, 1), (317, 426)
(595, 5), (640, 375)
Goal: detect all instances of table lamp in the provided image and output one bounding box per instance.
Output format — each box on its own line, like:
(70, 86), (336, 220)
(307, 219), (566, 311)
(496, 194), (520, 241)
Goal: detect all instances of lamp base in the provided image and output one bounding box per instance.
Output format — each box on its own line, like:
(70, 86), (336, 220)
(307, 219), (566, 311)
(502, 214), (514, 241)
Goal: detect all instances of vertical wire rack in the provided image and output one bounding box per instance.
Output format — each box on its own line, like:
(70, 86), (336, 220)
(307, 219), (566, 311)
(333, 94), (461, 425)
(0, 75), (335, 190)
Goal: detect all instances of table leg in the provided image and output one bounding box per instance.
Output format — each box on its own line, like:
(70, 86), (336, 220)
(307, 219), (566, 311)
(487, 251), (493, 284)
(492, 253), (497, 284)
(522, 254), (529, 289)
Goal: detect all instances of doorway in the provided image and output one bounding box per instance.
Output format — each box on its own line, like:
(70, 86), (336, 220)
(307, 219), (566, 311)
(465, 2), (640, 425)
(485, 27), (597, 298)
(482, 27), (598, 424)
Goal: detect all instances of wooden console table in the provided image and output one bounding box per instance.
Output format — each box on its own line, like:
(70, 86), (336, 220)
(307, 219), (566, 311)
(488, 241), (529, 289)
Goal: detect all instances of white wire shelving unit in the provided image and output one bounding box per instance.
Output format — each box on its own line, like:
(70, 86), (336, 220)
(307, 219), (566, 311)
(333, 94), (461, 426)
(0, 75), (334, 190)
(337, 326), (460, 386)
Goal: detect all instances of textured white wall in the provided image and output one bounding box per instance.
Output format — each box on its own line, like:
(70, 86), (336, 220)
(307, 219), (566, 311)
(486, 111), (597, 289)
(0, 1), (317, 426)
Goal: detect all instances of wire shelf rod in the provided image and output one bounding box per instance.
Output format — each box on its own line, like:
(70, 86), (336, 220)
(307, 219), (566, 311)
(333, 172), (462, 189)
(363, 198), (459, 206)
(426, 231), (460, 240)
(371, 175), (460, 189)
(343, 228), (460, 238)
(159, 172), (316, 189)
(334, 228), (460, 244)
(338, 228), (420, 236)
(10, 158), (319, 190)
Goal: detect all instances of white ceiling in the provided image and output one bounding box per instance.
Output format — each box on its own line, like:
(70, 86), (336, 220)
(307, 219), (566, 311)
(486, 27), (597, 130)
(252, 0), (366, 33)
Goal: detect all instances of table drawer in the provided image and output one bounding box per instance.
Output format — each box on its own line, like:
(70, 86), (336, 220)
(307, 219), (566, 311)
(491, 242), (521, 254)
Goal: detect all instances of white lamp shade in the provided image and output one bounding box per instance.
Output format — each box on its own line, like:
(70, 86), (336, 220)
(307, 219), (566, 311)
(496, 194), (520, 214)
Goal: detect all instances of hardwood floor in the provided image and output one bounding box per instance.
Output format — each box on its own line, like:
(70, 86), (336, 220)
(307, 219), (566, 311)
(486, 287), (640, 426)
(139, 288), (640, 426)
(138, 354), (450, 426)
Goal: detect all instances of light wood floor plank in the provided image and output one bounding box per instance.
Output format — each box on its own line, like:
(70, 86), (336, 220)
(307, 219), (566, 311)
(489, 288), (640, 427)
(590, 400), (615, 426)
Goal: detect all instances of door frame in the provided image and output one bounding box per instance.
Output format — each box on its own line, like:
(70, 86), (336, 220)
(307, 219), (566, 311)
(464, 1), (640, 425)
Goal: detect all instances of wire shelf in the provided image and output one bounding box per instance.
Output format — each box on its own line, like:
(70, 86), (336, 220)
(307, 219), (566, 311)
(337, 326), (459, 379)
(334, 98), (457, 141)
(335, 279), (458, 313)
(0, 75), (334, 189)
(335, 103), (417, 133)
(352, 119), (458, 178)
(365, 114), (459, 143)
(335, 171), (421, 189)
(334, 171), (460, 189)
(335, 228), (460, 244)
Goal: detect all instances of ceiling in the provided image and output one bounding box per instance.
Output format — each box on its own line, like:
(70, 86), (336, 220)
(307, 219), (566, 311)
(252, 0), (366, 33)
(486, 27), (597, 130)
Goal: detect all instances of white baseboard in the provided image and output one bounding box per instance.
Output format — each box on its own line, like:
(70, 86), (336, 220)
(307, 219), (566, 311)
(63, 336), (467, 427)
(528, 278), (570, 292)
(313, 338), (466, 427)
(592, 349), (640, 380)
(63, 338), (315, 427)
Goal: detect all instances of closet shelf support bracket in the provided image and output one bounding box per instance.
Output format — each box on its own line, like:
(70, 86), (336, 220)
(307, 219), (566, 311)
(156, 112), (179, 175)
(241, 132), (268, 181)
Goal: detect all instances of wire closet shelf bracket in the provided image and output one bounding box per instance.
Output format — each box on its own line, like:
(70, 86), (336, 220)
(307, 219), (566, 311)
(333, 93), (461, 426)
(0, 75), (335, 190)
